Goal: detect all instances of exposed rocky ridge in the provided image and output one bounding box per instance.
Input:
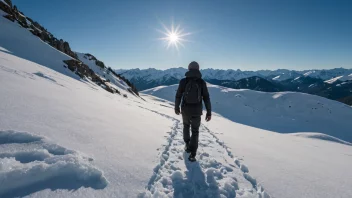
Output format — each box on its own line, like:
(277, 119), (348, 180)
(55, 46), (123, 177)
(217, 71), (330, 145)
(63, 59), (120, 94)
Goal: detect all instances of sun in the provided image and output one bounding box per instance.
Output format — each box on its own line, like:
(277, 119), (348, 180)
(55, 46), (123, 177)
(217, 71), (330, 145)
(157, 21), (191, 51)
(169, 33), (179, 43)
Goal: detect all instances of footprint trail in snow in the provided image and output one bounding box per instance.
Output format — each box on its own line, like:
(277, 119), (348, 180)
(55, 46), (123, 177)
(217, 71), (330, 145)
(138, 108), (270, 198)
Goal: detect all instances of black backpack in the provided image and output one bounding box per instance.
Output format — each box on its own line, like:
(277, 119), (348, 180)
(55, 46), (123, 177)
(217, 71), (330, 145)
(183, 79), (202, 104)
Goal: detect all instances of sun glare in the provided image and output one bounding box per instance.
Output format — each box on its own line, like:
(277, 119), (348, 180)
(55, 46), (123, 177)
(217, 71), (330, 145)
(157, 22), (191, 51)
(169, 33), (179, 43)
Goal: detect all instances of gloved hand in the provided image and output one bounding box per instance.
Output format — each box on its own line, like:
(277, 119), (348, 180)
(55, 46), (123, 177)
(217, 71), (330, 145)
(175, 108), (181, 115)
(205, 113), (211, 122)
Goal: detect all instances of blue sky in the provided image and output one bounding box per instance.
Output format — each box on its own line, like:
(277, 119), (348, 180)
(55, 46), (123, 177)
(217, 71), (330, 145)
(13, 0), (352, 70)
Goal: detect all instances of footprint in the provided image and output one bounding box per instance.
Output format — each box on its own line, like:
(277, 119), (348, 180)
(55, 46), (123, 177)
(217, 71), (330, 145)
(0, 130), (42, 144)
(0, 130), (108, 198)
(0, 149), (51, 163)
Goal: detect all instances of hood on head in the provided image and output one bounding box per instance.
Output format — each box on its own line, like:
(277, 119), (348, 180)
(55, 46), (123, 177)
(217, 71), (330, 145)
(185, 70), (202, 79)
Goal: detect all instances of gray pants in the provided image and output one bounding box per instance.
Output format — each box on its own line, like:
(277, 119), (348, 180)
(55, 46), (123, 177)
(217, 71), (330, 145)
(182, 114), (201, 156)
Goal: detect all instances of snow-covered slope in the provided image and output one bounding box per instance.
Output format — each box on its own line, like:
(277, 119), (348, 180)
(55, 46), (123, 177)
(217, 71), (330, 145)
(75, 52), (134, 94)
(0, 9), (137, 98)
(143, 84), (352, 143)
(0, 10), (77, 80)
(141, 85), (352, 198)
(2, 48), (351, 197)
(1, 3), (352, 198)
(0, 37), (269, 198)
(0, 46), (173, 197)
(0, 10), (268, 198)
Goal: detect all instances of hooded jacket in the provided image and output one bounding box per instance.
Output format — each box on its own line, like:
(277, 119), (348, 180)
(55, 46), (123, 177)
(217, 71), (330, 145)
(175, 70), (211, 116)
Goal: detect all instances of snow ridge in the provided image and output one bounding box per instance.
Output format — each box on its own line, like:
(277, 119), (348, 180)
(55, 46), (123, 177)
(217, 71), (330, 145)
(0, 130), (108, 198)
(138, 107), (270, 198)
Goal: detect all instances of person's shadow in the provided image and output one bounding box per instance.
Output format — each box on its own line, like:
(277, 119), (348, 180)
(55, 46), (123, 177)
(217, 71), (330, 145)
(172, 152), (221, 198)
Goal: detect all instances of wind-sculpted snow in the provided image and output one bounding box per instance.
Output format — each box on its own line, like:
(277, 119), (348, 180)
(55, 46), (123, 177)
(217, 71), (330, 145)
(138, 108), (270, 198)
(290, 133), (352, 146)
(0, 130), (108, 198)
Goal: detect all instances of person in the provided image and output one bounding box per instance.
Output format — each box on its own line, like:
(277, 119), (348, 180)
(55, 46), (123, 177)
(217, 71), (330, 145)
(175, 61), (212, 162)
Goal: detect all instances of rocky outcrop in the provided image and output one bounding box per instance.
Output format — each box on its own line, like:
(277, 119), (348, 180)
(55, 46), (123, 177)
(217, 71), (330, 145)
(13, 5), (28, 28)
(95, 60), (105, 69)
(4, 0), (12, 7)
(63, 60), (120, 94)
(84, 53), (97, 61)
(83, 54), (106, 69)
(107, 67), (139, 96)
(0, 0), (14, 21)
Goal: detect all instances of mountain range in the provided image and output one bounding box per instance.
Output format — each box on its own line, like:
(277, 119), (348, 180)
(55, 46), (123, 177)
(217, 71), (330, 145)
(116, 68), (352, 105)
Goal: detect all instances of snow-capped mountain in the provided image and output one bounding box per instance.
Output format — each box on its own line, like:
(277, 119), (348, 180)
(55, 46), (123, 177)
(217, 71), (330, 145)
(117, 67), (352, 105)
(207, 76), (283, 92)
(211, 76), (352, 105)
(116, 68), (352, 95)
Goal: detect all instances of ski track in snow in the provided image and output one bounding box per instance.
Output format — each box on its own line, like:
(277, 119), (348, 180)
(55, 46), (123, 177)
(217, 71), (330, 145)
(138, 107), (270, 198)
(0, 130), (108, 198)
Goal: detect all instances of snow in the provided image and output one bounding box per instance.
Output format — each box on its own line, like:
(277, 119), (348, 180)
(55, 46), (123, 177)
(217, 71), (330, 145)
(293, 76), (300, 80)
(325, 75), (352, 84)
(303, 70), (315, 76)
(272, 75), (280, 80)
(120, 67), (352, 83)
(0, 48), (174, 197)
(0, 130), (42, 144)
(143, 84), (352, 143)
(142, 84), (352, 198)
(137, 111), (269, 197)
(202, 117), (352, 198)
(304, 68), (352, 81)
(290, 132), (352, 146)
(0, 131), (108, 197)
(118, 68), (352, 90)
(1, 9), (352, 198)
(0, 15), (78, 80)
(0, 9), (7, 16)
(0, 15), (172, 197)
(75, 52), (133, 94)
(0, 26), (269, 196)
(0, 47), (265, 197)
(324, 75), (344, 84)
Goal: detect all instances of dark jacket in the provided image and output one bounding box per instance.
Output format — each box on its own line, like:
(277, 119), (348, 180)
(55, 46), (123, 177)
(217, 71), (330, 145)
(175, 70), (211, 116)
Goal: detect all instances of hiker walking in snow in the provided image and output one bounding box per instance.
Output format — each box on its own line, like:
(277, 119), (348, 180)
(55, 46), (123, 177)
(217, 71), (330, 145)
(175, 61), (212, 162)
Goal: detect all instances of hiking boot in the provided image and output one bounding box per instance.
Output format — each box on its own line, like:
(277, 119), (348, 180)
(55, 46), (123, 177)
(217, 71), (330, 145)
(188, 153), (196, 162)
(184, 142), (191, 153)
